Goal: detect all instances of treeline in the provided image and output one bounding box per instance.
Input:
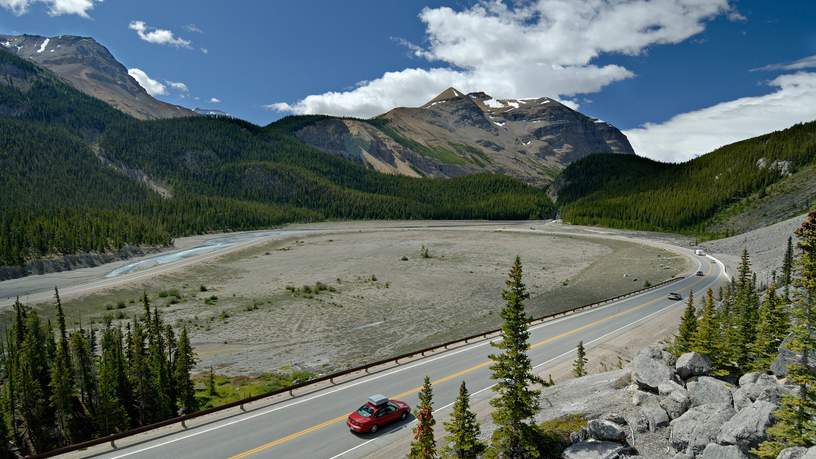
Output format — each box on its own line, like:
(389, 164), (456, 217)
(0, 48), (552, 267)
(557, 121), (816, 233)
(672, 212), (816, 457)
(0, 291), (196, 456)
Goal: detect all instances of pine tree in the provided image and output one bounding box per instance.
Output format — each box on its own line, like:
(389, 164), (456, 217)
(674, 290), (697, 354)
(691, 289), (721, 364)
(70, 329), (97, 416)
(208, 366), (218, 397)
(783, 235), (794, 288)
(572, 341), (588, 378)
(174, 327), (197, 414)
(442, 381), (484, 459)
(50, 288), (76, 445)
(409, 376), (436, 459)
(97, 321), (130, 434)
(752, 281), (790, 371)
(489, 257), (542, 459)
(756, 211), (816, 457)
(734, 250), (760, 371)
(128, 319), (156, 425)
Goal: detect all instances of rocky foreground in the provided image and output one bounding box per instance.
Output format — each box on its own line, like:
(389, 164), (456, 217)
(543, 345), (813, 459)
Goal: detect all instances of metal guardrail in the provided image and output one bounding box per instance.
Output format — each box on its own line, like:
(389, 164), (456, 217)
(35, 275), (685, 458)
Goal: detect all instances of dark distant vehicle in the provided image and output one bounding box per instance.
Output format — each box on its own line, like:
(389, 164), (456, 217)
(668, 292), (682, 301)
(696, 270), (705, 276)
(347, 394), (410, 433)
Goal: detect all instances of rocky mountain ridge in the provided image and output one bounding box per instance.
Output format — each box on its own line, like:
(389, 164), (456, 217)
(287, 87), (634, 187)
(0, 34), (196, 120)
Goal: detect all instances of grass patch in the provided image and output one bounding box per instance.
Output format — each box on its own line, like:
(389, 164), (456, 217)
(194, 369), (315, 410)
(535, 414), (588, 458)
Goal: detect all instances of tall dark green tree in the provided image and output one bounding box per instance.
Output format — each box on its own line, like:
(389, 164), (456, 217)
(756, 212), (816, 457)
(409, 376), (436, 459)
(96, 321), (130, 435)
(50, 288), (77, 446)
(674, 290), (697, 354)
(572, 341), (588, 378)
(70, 329), (97, 416)
(128, 319), (156, 426)
(783, 235), (794, 289)
(489, 257), (542, 459)
(752, 281), (790, 371)
(692, 289), (721, 366)
(442, 381), (484, 459)
(174, 327), (197, 414)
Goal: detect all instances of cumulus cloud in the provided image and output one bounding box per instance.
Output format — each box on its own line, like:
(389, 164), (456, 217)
(268, 0), (732, 118)
(209, 97), (221, 104)
(165, 80), (189, 92)
(0, 0), (99, 17)
(752, 54), (816, 72)
(625, 72), (816, 162)
(128, 68), (166, 96)
(129, 20), (192, 48)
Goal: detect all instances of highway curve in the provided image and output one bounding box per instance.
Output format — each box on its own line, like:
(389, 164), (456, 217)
(76, 245), (727, 459)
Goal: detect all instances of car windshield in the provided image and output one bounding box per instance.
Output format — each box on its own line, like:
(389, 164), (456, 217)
(356, 404), (375, 417)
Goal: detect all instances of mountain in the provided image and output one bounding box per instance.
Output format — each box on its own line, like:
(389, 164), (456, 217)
(278, 87), (634, 186)
(554, 121), (816, 235)
(0, 34), (196, 120)
(0, 47), (552, 272)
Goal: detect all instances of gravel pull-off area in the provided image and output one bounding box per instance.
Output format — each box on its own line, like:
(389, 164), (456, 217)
(702, 213), (808, 285)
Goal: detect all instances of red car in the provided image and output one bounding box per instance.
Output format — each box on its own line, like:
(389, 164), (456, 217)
(347, 394), (410, 433)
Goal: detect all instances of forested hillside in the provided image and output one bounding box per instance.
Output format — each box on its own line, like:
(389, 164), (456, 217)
(556, 121), (816, 235)
(0, 49), (552, 269)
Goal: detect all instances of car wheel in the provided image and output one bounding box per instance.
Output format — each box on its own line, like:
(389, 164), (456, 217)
(400, 412), (407, 421)
(370, 424), (379, 434)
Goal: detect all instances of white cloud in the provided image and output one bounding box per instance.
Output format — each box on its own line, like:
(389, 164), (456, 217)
(185, 24), (203, 34)
(625, 72), (816, 162)
(209, 97), (221, 103)
(752, 54), (816, 72)
(128, 68), (166, 96)
(200, 47), (208, 54)
(129, 20), (191, 48)
(0, 0), (99, 17)
(269, 0), (732, 118)
(165, 80), (189, 92)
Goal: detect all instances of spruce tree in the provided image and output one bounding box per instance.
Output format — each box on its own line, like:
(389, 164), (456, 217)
(208, 366), (218, 397)
(128, 320), (156, 425)
(50, 288), (76, 445)
(674, 290), (697, 354)
(734, 251), (759, 371)
(174, 327), (197, 414)
(783, 235), (794, 288)
(756, 212), (816, 457)
(70, 329), (97, 416)
(442, 381), (484, 459)
(752, 281), (790, 371)
(488, 257), (542, 459)
(572, 341), (588, 378)
(409, 376), (436, 459)
(97, 321), (130, 434)
(691, 289), (721, 365)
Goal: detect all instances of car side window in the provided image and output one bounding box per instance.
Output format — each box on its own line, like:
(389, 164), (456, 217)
(374, 408), (387, 417)
(384, 404), (397, 414)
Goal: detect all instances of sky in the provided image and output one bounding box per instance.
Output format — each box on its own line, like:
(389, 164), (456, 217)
(1, 0), (815, 163)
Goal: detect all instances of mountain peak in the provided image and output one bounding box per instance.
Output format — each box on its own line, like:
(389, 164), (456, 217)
(422, 87), (466, 107)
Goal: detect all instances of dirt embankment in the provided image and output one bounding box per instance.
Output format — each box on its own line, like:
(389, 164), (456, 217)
(0, 245), (163, 281)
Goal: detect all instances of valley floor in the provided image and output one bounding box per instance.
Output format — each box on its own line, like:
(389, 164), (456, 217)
(0, 221), (690, 377)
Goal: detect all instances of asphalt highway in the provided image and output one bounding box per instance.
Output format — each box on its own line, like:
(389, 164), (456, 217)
(86, 248), (727, 459)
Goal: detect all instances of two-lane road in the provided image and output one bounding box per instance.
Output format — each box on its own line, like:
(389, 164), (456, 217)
(85, 250), (727, 459)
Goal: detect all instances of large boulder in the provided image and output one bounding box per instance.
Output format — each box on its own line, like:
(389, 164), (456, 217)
(804, 446), (816, 458)
(777, 447), (808, 459)
(587, 419), (627, 442)
(688, 376), (734, 407)
(676, 352), (713, 380)
(639, 403), (670, 432)
(562, 440), (627, 459)
(633, 346), (676, 391)
(771, 335), (816, 378)
(738, 372), (761, 386)
(733, 373), (795, 410)
(700, 443), (750, 459)
(661, 388), (692, 419)
(670, 403), (736, 456)
(716, 400), (776, 450)
(659, 380), (686, 396)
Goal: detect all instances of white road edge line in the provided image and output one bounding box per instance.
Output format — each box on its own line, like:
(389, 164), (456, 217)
(105, 250), (718, 459)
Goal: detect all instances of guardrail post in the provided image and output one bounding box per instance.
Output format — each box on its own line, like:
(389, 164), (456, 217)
(240, 403), (246, 412)
(330, 377), (335, 384)
(289, 388), (294, 397)
(395, 358), (400, 364)
(181, 419), (187, 429)
(364, 367), (369, 374)
(110, 439), (116, 449)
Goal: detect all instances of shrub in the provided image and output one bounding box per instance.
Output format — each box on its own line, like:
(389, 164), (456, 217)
(116, 301), (126, 309)
(200, 285), (208, 292)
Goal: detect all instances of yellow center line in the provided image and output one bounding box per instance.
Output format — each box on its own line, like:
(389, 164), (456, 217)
(229, 266), (715, 459)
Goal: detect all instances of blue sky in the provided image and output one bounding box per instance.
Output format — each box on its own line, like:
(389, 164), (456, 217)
(1, 0), (815, 162)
